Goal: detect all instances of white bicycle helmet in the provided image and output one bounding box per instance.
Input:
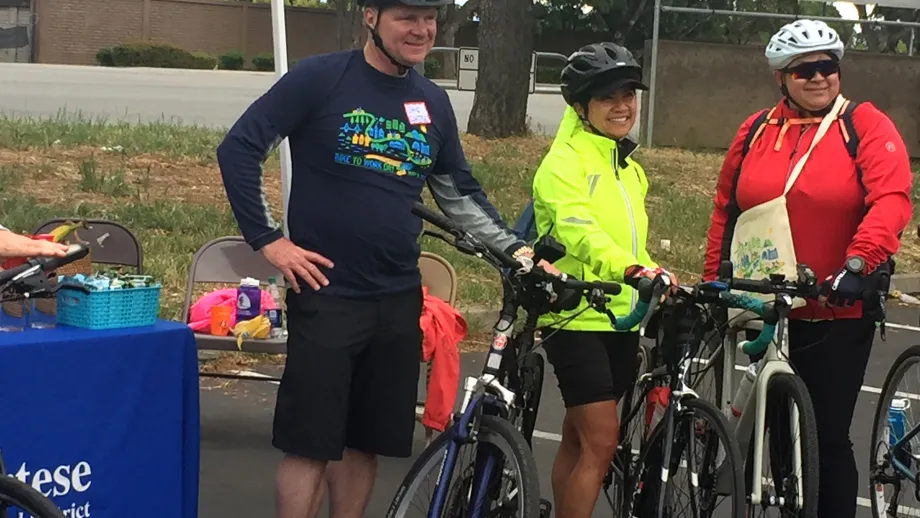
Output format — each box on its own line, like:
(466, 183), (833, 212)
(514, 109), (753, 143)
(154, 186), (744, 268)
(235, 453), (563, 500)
(765, 19), (845, 70)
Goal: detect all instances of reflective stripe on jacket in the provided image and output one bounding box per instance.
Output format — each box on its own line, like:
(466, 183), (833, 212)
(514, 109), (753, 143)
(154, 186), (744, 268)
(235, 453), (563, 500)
(532, 105), (657, 332)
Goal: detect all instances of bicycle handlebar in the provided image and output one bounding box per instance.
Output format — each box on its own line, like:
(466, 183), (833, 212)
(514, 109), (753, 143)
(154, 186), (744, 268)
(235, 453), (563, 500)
(0, 244), (89, 288)
(411, 202), (665, 331)
(698, 260), (889, 355)
(412, 202), (523, 271)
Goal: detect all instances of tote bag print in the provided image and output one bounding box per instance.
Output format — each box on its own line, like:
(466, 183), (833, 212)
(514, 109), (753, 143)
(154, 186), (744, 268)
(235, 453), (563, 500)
(730, 95), (847, 293)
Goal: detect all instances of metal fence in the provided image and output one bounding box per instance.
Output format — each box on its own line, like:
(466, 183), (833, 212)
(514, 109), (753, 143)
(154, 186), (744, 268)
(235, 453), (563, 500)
(414, 46), (568, 88)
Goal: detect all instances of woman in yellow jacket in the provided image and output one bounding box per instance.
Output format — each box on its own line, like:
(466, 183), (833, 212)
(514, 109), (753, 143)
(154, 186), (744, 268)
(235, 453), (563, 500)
(531, 42), (675, 518)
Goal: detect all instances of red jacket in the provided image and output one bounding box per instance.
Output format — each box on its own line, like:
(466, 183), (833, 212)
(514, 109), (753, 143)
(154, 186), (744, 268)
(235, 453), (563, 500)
(419, 286), (467, 432)
(704, 98), (913, 320)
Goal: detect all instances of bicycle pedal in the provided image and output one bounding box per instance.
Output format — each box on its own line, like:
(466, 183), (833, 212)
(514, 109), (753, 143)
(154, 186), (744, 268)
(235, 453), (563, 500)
(539, 498), (552, 518)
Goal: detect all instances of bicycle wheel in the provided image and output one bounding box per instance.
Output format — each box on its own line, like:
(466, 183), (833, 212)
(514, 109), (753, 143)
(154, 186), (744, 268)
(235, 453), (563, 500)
(386, 414), (541, 518)
(633, 397), (746, 517)
(746, 373), (819, 518)
(869, 344), (920, 517)
(0, 475), (66, 518)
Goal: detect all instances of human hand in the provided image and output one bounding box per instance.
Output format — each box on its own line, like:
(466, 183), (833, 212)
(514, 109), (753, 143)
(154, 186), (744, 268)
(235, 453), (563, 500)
(624, 265), (679, 300)
(260, 237), (334, 293)
(538, 259), (562, 276)
(819, 267), (862, 307)
(515, 247), (562, 276)
(0, 231), (70, 260)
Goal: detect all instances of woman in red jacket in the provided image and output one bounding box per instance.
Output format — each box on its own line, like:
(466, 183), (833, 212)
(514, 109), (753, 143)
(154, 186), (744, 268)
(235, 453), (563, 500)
(703, 19), (913, 518)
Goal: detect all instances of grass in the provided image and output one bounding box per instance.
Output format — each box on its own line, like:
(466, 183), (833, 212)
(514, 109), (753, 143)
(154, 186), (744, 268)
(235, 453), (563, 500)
(1, 112), (919, 329)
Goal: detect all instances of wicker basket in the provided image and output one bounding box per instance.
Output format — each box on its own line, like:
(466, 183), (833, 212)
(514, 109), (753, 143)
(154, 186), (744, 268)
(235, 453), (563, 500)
(1, 230), (93, 318)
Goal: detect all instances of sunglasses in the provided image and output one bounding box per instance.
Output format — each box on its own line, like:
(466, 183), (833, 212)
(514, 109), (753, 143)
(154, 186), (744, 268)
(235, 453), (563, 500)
(783, 60), (840, 81)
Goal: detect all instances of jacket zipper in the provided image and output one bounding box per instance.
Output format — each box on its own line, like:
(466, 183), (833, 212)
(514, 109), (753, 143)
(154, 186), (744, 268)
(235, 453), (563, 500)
(613, 146), (639, 312)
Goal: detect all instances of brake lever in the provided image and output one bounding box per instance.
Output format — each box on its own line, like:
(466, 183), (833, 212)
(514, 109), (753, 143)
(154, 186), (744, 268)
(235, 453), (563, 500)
(639, 278), (669, 337)
(53, 281), (92, 295)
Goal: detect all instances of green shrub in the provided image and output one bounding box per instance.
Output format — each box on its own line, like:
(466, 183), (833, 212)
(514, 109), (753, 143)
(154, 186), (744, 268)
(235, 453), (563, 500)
(103, 42), (215, 70)
(96, 47), (115, 67)
(219, 50), (245, 70)
(423, 56), (440, 77)
(252, 53), (275, 71)
(535, 64), (563, 84)
(190, 51), (217, 69)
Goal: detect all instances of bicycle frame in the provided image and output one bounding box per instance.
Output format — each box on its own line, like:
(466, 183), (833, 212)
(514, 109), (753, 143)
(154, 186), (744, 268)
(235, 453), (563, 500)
(885, 418), (920, 482)
(720, 308), (804, 508)
(425, 276), (538, 518)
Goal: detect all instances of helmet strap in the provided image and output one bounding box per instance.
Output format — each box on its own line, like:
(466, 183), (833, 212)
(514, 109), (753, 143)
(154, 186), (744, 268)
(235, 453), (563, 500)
(577, 102), (619, 142)
(366, 9), (412, 76)
(780, 77), (834, 116)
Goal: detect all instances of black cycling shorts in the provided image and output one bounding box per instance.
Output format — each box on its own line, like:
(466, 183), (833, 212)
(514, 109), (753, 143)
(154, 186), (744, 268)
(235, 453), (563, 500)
(271, 286), (422, 461)
(541, 328), (640, 408)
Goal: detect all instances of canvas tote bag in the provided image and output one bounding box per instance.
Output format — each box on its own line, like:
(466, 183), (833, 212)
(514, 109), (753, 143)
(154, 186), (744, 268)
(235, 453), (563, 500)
(729, 94), (847, 310)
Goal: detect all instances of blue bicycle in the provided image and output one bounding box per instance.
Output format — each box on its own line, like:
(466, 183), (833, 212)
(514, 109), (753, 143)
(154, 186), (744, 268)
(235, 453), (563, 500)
(385, 203), (654, 518)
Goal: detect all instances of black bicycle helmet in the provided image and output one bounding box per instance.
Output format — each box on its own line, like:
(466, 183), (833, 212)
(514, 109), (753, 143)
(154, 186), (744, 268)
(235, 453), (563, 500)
(560, 42), (648, 106)
(357, 0), (451, 74)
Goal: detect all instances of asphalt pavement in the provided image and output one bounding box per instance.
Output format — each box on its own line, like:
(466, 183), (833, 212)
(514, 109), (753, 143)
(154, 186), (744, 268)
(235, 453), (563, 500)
(0, 63), (569, 136)
(197, 304), (920, 517)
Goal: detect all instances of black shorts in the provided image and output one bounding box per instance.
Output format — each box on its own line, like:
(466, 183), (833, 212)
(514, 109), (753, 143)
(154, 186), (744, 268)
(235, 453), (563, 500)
(541, 329), (640, 408)
(271, 286), (423, 461)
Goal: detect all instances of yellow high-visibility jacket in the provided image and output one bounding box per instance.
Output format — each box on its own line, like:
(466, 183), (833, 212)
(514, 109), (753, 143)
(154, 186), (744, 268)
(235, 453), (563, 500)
(532, 105), (658, 332)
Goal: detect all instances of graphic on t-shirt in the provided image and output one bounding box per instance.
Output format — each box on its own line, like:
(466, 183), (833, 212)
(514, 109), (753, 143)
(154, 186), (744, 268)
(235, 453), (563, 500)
(335, 108), (433, 178)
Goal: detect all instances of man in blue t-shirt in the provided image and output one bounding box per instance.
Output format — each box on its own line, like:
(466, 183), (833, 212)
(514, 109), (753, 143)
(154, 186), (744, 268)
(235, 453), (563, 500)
(216, 0), (543, 516)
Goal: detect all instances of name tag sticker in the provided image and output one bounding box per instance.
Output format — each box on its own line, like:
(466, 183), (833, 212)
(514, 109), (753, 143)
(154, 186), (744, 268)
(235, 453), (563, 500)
(404, 101), (432, 125)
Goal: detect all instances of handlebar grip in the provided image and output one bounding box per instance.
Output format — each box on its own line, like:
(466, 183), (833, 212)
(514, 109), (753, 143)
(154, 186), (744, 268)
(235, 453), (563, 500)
(39, 244), (90, 272)
(412, 202), (461, 234)
(730, 277), (770, 294)
(594, 281), (622, 296)
(412, 202), (522, 270)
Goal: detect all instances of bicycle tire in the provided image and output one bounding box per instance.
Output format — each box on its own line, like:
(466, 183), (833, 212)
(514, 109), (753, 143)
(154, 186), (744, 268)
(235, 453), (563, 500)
(386, 414), (541, 518)
(868, 343), (920, 518)
(746, 373), (819, 517)
(0, 475), (66, 518)
(655, 397), (746, 517)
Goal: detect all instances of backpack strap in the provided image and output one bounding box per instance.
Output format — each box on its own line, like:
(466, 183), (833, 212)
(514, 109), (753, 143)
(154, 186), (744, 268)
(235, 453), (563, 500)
(837, 99), (867, 195)
(838, 99), (861, 160)
(719, 107), (774, 262)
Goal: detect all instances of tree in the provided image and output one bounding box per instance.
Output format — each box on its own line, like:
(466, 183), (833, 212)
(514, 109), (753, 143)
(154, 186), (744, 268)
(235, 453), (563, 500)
(335, 0), (365, 50)
(852, 5), (920, 54)
(532, 0), (852, 59)
(467, 0), (534, 138)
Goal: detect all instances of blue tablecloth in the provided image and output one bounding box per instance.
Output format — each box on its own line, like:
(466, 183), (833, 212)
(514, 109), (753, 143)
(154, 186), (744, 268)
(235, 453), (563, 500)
(0, 319), (199, 518)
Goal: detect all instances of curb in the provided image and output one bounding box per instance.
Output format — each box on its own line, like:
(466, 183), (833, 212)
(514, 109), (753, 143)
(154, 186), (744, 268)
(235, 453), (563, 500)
(892, 274), (920, 294)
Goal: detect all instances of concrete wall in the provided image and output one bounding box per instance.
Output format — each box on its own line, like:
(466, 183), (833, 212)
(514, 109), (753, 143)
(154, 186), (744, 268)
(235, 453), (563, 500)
(642, 39), (920, 158)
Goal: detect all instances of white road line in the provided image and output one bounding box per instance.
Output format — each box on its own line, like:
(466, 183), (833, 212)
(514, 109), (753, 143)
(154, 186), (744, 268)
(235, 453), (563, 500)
(530, 429), (920, 513)
(888, 322), (920, 333)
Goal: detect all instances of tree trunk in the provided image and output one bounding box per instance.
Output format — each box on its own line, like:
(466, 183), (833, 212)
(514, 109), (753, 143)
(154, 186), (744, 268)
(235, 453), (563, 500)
(337, 0), (366, 51)
(436, 0), (479, 80)
(466, 0), (534, 139)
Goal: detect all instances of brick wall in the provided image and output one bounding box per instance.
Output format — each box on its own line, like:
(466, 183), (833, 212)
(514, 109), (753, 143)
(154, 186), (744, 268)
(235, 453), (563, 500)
(34, 0), (339, 66)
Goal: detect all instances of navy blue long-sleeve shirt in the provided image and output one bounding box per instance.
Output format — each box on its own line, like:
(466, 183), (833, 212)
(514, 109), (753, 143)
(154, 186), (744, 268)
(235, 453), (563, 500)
(216, 49), (525, 298)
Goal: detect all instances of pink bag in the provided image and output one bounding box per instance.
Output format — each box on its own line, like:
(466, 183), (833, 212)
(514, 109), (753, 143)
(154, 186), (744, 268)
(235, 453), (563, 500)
(188, 288), (279, 333)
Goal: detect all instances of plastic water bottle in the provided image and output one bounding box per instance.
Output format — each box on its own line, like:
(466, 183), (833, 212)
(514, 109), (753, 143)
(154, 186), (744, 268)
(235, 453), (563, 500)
(645, 387), (670, 438)
(729, 362), (759, 428)
(266, 276), (284, 339)
(236, 277), (262, 323)
(888, 398), (912, 468)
